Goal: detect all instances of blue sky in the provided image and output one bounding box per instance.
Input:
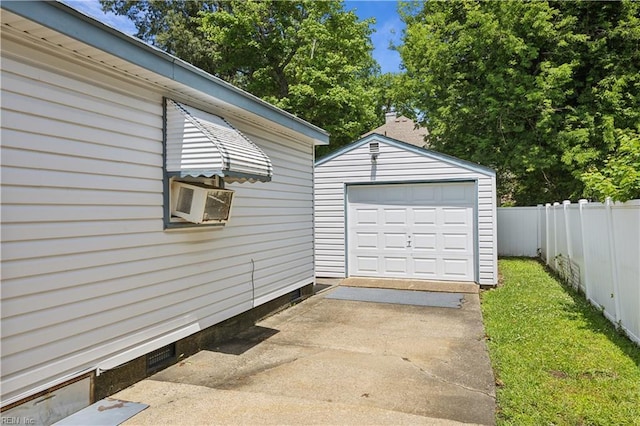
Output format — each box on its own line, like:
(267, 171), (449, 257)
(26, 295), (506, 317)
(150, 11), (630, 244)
(62, 0), (404, 74)
(345, 1), (404, 73)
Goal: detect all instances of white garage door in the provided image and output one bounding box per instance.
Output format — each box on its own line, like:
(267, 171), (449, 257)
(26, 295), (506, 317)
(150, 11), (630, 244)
(347, 182), (476, 281)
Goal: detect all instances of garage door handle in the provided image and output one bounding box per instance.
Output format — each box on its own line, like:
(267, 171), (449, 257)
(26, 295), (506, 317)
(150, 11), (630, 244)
(407, 236), (412, 247)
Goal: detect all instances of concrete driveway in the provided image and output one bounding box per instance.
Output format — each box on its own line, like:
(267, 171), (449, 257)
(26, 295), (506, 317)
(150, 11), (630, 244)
(114, 280), (496, 425)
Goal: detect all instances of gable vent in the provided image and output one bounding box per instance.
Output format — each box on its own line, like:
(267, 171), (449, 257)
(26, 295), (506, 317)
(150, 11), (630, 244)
(369, 142), (380, 161)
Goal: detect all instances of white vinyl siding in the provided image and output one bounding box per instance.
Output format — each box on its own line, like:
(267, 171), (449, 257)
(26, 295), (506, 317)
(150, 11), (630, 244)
(314, 138), (497, 285)
(1, 44), (314, 405)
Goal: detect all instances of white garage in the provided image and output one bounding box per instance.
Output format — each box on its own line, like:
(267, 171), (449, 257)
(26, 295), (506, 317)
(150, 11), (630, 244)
(315, 135), (498, 286)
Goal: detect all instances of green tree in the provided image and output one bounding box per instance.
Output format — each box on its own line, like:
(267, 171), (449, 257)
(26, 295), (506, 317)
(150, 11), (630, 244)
(370, 72), (406, 114)
(582, 129), (640, 201)
(398, 0), (640, 204)
(102, 0), (381, 152)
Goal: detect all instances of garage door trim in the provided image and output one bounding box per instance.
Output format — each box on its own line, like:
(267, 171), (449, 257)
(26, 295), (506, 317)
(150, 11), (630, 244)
(344, 179), (479, 282)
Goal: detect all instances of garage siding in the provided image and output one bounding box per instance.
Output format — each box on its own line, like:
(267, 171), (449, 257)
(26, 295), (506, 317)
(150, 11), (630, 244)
(314, 136), (497, 285)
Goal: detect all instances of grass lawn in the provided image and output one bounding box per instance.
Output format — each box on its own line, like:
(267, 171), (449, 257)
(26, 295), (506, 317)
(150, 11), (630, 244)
(481, 258), (640, 425)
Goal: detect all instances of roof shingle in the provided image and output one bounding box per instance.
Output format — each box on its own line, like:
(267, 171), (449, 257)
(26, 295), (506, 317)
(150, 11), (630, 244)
(362, 112), (429, 148)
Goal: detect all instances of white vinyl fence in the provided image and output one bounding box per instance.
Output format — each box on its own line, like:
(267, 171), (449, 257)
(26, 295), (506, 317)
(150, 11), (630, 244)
(498, 199), (640, 345)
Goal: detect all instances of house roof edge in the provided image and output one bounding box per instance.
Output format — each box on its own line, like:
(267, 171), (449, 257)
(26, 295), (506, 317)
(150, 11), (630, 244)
(1, 1), (329, 145)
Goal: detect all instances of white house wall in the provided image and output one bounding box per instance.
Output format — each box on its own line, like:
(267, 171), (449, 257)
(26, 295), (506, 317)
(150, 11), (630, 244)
(314, 139), (497, 285)
(1, 38), (314, 405)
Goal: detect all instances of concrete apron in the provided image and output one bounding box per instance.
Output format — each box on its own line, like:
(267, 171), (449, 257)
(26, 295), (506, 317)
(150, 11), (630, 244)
(114, 279), (496, 425)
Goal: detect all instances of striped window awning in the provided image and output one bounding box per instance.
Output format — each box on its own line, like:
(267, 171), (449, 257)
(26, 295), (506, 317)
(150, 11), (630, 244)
(165, 99), (273, 183)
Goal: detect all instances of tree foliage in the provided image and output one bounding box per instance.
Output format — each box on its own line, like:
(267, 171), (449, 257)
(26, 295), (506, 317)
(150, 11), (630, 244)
(101, 0), (383, 152)
(399, 0), (640, 204)
(582, 129), (640, 202)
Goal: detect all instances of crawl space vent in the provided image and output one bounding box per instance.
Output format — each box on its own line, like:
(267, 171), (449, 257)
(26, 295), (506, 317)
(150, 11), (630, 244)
(147, 343), (176, 373)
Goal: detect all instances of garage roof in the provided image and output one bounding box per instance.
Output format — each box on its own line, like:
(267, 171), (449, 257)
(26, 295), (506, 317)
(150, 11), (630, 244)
(316, 134), (495, 176)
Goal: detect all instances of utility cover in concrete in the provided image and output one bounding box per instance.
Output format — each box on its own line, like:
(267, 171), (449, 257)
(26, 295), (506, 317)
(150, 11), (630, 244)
(326, 286), (463, 308)
(53, 399), (148, 426)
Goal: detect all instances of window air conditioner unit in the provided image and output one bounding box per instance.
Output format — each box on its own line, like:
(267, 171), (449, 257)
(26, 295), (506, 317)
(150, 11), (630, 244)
(170, 181), (234, 225)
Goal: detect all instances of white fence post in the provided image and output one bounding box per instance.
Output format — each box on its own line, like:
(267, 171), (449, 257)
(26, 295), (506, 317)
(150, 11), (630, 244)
(578, 199), (591, 302)
(537, 204), (543, 257)
(553, 202), (560, 270)
(545, 203), (551, 266)
(606, 197), (622, 325)
(563, 200), (573, 259)
(563, 200), (574, 287)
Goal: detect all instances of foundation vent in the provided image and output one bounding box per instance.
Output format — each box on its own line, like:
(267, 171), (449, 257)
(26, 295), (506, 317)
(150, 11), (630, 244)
(147, 343), (176, 373)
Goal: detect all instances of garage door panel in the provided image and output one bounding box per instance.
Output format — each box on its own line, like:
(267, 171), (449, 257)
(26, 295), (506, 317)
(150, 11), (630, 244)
(413, 233), (436, 250)
(383, 233), (407, 250)
(442, 184), (474, 202)
(348, 183), (476, 282)
(442, 233), (470, 251)
(355, 232), (378, 249)
(350, 186), (378, 203)
(355, 209), (378, 225)
(356, 256), (379, 273)
(442, 258), (473, 278)
(384, 257), (408, 274)
(412, 258), (438, 276)
(412, 186), (438, 203)
(441, 207), (470, 225)
(381, 187), (407, 204)
(442, 187), (465, 202)
(383, 208), (407, 224)
(413, 208), (437, 224)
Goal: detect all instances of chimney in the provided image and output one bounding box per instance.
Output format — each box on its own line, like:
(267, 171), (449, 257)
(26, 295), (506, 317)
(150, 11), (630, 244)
(385, 111), (397, 124)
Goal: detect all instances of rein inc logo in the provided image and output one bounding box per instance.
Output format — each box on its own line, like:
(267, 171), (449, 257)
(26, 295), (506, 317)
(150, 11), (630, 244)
(1, 418), (35, 425)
